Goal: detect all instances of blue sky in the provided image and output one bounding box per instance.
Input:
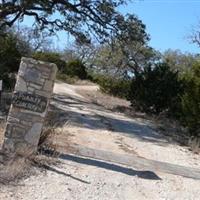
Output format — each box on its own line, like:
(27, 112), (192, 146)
(22, 0), (200, 53)
(120, 0), (200, 53)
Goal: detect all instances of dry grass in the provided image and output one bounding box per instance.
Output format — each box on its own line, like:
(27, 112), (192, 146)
(32, 115), (71, 171)
(0, 154), (31, 185)
(35, 110), (72, 166)
(78, 89), (130, 110)
(77, 88), (193, 149)
(74, 79), (97, 86)
(38, 108), (71, 157)
(37, 126), (61, 157)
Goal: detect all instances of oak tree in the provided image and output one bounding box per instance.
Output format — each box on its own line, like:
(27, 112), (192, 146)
(0, 0), (127, 43)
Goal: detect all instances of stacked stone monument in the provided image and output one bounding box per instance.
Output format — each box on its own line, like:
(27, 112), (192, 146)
(2, 57), (57, 156)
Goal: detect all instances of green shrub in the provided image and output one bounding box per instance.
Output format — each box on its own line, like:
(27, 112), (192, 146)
(181, 63), (200, 137)
(129, 63), (183, 114)
(32, 52), (66, 71)
(0, 32), (21, 89)
(64, 59), (87, 79)
(1, 73), (16, 91)
(91, 73), (131, 99)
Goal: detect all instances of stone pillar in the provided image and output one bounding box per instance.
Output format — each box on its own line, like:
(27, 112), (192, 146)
(2, 57), (57, 156)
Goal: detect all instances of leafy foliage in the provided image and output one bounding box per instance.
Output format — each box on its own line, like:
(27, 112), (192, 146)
(90, 14), (159, 79)
(64, 59), (87, 79)
(32, 52), (66, 71)
(129, 63), (183, 114)
(163, 49), (199, 74)
(0, 26), (54, 89)
(93, 43), (158, 79)
(0, 32), (21, 72)
(181, 63), (200, 136)
(0, 0), (128, 44)
(90, 73), (131, 99)
(0, 30), (21, 89)
(12, 26), (53, 53)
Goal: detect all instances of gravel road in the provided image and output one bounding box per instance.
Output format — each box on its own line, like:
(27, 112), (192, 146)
(0, 82), (200, 200)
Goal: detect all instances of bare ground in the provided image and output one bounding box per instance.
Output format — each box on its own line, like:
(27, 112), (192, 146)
(0, 81), (200, 200)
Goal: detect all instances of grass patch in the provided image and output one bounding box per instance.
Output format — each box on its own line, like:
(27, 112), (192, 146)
(56, 73), (79, 84)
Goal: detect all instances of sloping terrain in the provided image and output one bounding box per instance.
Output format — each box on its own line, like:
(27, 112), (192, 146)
(0, 81), (200, 200)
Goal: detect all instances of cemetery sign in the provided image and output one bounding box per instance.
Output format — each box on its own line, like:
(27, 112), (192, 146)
(12, 91), (47, 113)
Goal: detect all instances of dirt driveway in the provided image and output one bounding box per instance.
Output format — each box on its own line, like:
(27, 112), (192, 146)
(1, 81), (200, 200)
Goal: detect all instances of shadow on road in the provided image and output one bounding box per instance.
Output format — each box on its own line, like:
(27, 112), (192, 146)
(35, 161), (90, 184)
(60, 154), (162, 180)
(48, 94), (168, 147)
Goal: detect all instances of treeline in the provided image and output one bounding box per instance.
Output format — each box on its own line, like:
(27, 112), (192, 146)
(0, 25), (199, 140)
(90, 49), (200, 139)
(0, 27), (89, 88)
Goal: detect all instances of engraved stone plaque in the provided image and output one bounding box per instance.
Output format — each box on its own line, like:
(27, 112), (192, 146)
(12, 91), (47, 113)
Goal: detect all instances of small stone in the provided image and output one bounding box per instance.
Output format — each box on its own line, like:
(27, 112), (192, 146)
(15, 142), (34, 156)
(7, 116), (20, 123)
(35, 90), (51, 98)
(2, 138), (15, 153)
(15, 77), (27, 92)
(27, 87), (35, 92)
(43, 80), (53, 92)
(24, 123), (43, 145)
(29, 83), (42, 90)
(11, 126), (26, 139)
